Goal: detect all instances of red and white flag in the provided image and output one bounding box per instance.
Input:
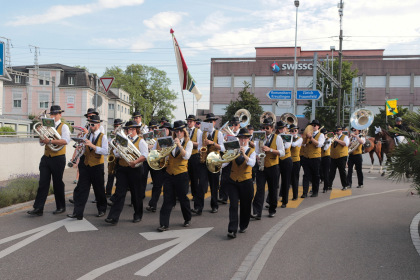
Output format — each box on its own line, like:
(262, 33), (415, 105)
(170, 29), (202, 101)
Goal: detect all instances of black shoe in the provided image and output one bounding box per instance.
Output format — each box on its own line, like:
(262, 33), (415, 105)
(107, 200), (114, 206)
(322, 189), (327, 193)
(105, 218), (118, 225)
(91, 200), (97, 203)
(342, 187), (347, 191)
(310, 194), (318, 197)
(157, 225), (168, 232)
(53, 208), (66, 215)
(128, 203), (133, 207)
(133, 215), (141, 223)
(218, 199), (228, 204)
(348, 185), (352, 189)
(210, 208), (218, 213)
(191, 209), (202, 215)
(67, 213), (83, 220)
(268, 212), (276, 218)
(96, 211), (105, 217)
(250, 214), (261, 220)
(146, 206), (156, 212)
(265, 205), (269, 209)
(328, 187), (332, 190)
(227, 232), (237, 239)
(301, 194), (307, 198)
(69, 199), (74, 204)
(27, 208), (43, 216)
(183, 220), (191, 227)
(239, 228), (247, 233)
(280, 204), (287, 208)
(292, 198), (297, 201)
(357, 185), (363, 188)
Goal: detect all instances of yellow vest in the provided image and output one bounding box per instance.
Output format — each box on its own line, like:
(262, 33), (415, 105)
(306, 132), (321, 159)
(350, 137), (363, 155)
(230, 148), (255, 182)
(330, 134), (349, 159)
(190, 128), (198, 155)
(264, 134), (279, 168)
(291, 136), (301, 162)
(166, 139), (189, 175)
(44, 123), (67, 157)
(321, 144), (331, 157)
(207, 130), (219, 155)
(280, 136), (291, 160)
(84, 133), (104, 166)
(119, 137), (140, 167)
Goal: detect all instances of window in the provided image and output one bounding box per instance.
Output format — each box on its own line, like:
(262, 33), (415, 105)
(68, 76), (75, 85)
(125, 107), (127, 113)
(109, 104), (114, 110)
(39, 79), (44, 85)
(39, 71), (51, 86)
(15, 75), (22, 84)
(39, 95), (49, 109)
(118, 104), (120, 112)
(13, 93), (22, 108)
(66, 96), (75, 109)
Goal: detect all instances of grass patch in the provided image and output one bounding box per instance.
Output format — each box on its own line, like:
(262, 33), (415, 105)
(0, 174), (53, 208)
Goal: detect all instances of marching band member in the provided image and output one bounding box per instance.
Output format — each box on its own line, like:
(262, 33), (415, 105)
(289, 124), (302, 201)
(105, 118), (123, 197)
(146, 121), (172, 212)
(105, 121), (148, 224)
(251, 118), (285, 219)
(347, 127), (365, 188)
(299, 128), (310, 198)
(160, 116), (169, 127)
(158, 121), (193, 232)
(195, 118), (202, 130)
(28, 105), (70, 216)
(223, 128), (256, 239)
(247, 125), (257, 182)
(301, 120), (325, 198)
(276, 121), (293, 208)
(328, 125), (350, 191)
(186, 115), (201, 200)
(320, 128), (332, 193)
(68, 115), (108, 220)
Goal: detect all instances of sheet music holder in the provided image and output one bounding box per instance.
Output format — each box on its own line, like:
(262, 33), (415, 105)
(153, 129), (166, 138)
(116, 134), (128, 147)
(252, 131), (266, 141)
(157, 136), (174, 148)
(142, 131), (154, 142)
(41, 118), (55, 128)
(224, 140), (240, 151)
(200, 122), (213, 132)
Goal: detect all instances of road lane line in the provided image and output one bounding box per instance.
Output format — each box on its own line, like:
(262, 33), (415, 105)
(410, 212), (420, 257)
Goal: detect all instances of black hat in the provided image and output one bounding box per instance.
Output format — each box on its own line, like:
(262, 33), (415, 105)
(205, 113), (218, 122)
(261, 117), (274, 126)
(230, 116), (240, 125)
(309, 119), (321, 127)
(275, 120), (286, 129)
(173, 120), (186, 130)
(237, 128), (252, 138)
(160, 122), (172, 130)
(351, 127), (359, 131)
(88, 115), (103, 123)
(395, 117), (402, 122)
(320, 128), (327, 134)
(132, 111), (142, 118)
(335, 125), (343, 131)
(148, 119), (159, 128)
(49, 105), (64, 114)
(247, 125), (254, 130)
(84, 108), (98, 117)
(113, 118), (123, 125)
(289, 124), (299, 130)
(186, 115), (196, 121)
(123, 120), (140, 129)
(195, 118), (202, 124)
(160, 116), (168, 122)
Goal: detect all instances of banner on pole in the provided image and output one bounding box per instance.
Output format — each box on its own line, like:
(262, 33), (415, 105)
(385, 99), (398, 116)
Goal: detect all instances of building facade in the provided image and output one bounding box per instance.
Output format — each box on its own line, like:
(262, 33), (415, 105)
(107, 87), (132, 130)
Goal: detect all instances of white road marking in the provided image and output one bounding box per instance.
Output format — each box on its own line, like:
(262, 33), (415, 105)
(410, 212), (420, 257)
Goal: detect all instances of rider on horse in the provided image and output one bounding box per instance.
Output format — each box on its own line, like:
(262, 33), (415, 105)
(390, 117), (409, 146)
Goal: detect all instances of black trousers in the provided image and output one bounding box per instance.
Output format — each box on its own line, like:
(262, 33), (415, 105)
(194, 163), (208, 212)
(105, 173), (115, 196)
(303, 157), (321, 195)
(219, 164), (231, 201)
(347, 154), (363, 187)
(279, 157), (293, 205)
(34, 155), (66, 210)
(227, 178), (254, 233)
(188, 153), (200, 198)
(253, 165), (279, 216)
(291, 161), (300, 199)
(107, 165), (144, 221)
(148, 167), (165, 208)
(329, 156), (348, 188)
(73, 163), (107, 216)
(300, 156), (311, 193)
(159, 172), (192, 227)
(140, 162), (150, 198)
(321, 156), (331, 191)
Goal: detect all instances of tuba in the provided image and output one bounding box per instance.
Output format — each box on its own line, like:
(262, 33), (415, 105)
(206, 149), (241, 173)
(33, 111), (64, 152)
(220, 121), (235, 136)
(260, 111), (276, 124)
(280, 113), (298, 127)
(108, 129), (143, 168)
(348, 108), (374, 154)
(234, 109), (251, 128)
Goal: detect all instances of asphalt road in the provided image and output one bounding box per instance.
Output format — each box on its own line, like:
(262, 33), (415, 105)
(0, 168), (419, 280)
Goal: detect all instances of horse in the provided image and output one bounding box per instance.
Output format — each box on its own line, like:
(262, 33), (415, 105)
(363, 136), (383, 174)
(374, 126), (396, 176)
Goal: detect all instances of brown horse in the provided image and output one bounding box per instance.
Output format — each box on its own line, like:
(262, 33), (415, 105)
(363, 136), (383, 173)
(374, 126), (396, 175)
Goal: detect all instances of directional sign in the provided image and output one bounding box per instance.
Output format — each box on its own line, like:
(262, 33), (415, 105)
(79, 227), (213, 279)
(266, 90), (292, 100)
(0, 218), (97, 259)
(100, 77), (114, 93)
(296, 90), (322, 100)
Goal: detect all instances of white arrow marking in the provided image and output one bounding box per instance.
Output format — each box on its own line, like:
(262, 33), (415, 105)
(0, 218), (97, 259)
(78, 227), (213, 279)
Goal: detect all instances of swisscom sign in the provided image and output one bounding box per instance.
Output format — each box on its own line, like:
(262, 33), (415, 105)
(271, 61), (313, 73)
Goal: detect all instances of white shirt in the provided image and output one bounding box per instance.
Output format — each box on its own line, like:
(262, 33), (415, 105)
(89, 129), (108, 155)
(40, 120), (70, 146)
(222, 145), (256, 168)
(313, 130), (326, 148)
(137, 121), (149, 133)
(205, 128), (225, 153)
(323, 136), (331, 151)
(188, 127), (203, 150)
(336, 133), (350, 146)
(291, 135), (303, 147)
(352, 135), (366, 145)
(171, 137), (193, 160)
(254, 133), (285, 157)
(114, 135), (148, 159)
(280, 134), (292, 150)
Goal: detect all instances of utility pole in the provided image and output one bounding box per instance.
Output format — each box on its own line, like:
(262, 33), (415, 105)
(337, 0), (344, 125)
(0, 37), (12, 68)
(29, 45), (40, 75)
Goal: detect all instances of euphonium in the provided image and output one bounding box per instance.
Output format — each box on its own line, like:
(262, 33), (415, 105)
(108, 129), (143, 168)
(199, 131), (208, 163)
(220, 121), (235, 136)
(33, 122), (63, 152)
(206, 149), (241, 173)
(147, 144), (176, 170)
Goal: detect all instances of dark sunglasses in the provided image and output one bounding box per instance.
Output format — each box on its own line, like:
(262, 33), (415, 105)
(89, 123), (96, 127)
(311, 124), (317, 127)
(262, 127), (270, 130)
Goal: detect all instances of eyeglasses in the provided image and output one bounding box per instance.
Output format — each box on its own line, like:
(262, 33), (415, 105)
(311, 124), (317, 127)
(262, 127), (270, 130)
(291, 129), (298, 132)
(351, 129), (356, 132)
(175, 130), (183, 133)
(89, 123), (96, 127)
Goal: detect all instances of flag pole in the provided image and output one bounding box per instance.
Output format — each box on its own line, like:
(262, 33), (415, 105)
(180, 87), (188, 118)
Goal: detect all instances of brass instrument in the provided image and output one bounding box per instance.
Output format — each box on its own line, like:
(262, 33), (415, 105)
(348, 108), (374, 154)
(220, 121), (235, 136)
(109, 129), (143, 168)
(260, 111), (276, 124)
(33, 113), (64, 152)
(280, 113), (298, 127)
(200, 131), (208, 163)
(257, 137), (266, 171)
(147, 144), (176, 170)
(302, 125), (324, 145)
(234, 109), (251, 128)
(206, 149), (241, 173)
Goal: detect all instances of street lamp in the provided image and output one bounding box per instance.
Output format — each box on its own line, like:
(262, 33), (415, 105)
(293, 0), (299, 115)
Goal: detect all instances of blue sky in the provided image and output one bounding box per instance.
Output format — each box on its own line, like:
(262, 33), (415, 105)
(2, 0), (420, 120)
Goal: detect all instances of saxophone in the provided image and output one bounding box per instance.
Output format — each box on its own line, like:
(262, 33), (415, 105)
(199, 131), (208, 163)
(258, 138), (266, 171)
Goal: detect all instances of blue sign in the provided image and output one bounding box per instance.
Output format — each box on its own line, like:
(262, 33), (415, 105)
(296, 90), (322, 100)
(266, 90), (292, 100)
(0, 42), (4, 76)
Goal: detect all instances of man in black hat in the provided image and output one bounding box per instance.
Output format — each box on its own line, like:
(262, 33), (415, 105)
(247, 124), (257, 182)
(195, 118), (201, 130)
(251, 117), (285, 219)
(185, 115), (202, 200)
(301, 120), (325, 198)
(28, 105), (70, 216)
(105, 118), (123, 197)
(160, 116), (169, 127)
(289, 124), (302, 200)
(132, 111), (148, 133)
(276, 121), (293, 208)
(132, 111), (149, 204)
(68, 115), (108, 220)
(328, 125), (350, 190)
(229, 116), (240, 136)
(83, 108), (105, 134)
(320, 128), (332, 193)
(347, 127), (365, 188)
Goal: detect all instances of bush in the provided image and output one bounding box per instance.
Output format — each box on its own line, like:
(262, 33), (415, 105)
(0, 126), (15, 135)
(0, 174), (53, 208)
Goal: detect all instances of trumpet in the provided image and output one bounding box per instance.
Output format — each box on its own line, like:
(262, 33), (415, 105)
(206, 149), (241, 173)
(147, 144), (176, 170)
(109, 129), (143, 168)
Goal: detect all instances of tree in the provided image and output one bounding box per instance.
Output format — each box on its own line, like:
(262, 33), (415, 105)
(368, 105), (409, 136)
(103, 64), (177, 124)
(303, 60), (358, 130)
(221, 82), (264, 128)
